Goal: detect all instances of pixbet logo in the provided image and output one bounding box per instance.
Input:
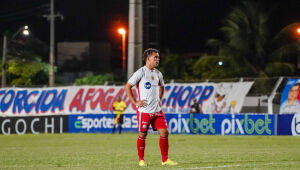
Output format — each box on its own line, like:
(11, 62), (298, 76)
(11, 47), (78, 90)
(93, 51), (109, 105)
(221, 115), (272, 135)
(168, 114), (190, 134)
(291, 114), (300, 136)
(144, 82), (151, 89)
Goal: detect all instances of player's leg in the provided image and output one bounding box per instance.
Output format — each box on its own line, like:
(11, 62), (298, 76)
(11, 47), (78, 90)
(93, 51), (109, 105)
(112, 115), (118, 134)
(136, 111), (150, 166)
(157, 128), (169, 162)
(112, 125), (116, 134)
(119, 114), (124, 134)
(155, 112), (178, 165)
(137, 131), (147, 161)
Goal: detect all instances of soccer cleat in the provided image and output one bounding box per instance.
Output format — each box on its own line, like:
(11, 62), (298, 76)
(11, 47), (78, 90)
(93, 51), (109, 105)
(139, 160), (146, 166)
(161, 159), (178, 166)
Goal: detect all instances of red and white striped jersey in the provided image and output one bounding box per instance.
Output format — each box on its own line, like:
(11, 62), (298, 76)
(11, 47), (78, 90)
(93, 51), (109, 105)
(128, 66), (165, 113)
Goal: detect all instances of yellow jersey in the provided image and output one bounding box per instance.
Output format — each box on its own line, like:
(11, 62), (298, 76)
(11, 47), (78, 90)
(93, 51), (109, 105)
(113, 101), (127, 115)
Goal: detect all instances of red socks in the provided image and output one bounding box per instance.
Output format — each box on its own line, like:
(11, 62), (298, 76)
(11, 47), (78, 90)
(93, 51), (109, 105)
(137, 136), (169, 162)
(137, 136), (145, 161)
(159, 136), (169, 162)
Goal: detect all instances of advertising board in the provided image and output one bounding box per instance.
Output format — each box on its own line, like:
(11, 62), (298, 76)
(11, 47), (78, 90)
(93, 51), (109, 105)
(0, 115), (68, 135)
(166, 114), (274, 135)
(0, 82), (253, 116)
(277, 114), (300, 136)
(68, 113), (274, 135)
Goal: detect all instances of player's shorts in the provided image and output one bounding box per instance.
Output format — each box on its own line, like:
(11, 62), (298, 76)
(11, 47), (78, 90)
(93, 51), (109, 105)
(136, 110), (168, 132)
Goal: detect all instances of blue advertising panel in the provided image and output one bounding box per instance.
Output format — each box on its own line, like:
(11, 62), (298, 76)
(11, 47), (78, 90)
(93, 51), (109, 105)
(68, 114), (138, 133)
(69, 113), (275, 135)
(277, 114), (300, 136)
(166, 114), (275, 135)
(277, 114), (293, 135)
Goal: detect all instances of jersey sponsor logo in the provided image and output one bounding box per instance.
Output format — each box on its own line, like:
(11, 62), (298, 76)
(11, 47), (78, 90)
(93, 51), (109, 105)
(145, 82), (151, 89)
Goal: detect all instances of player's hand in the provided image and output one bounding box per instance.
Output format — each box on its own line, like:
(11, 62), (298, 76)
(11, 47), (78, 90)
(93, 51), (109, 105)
(159, 100), (162, 107)
(135, 100), (148, 107)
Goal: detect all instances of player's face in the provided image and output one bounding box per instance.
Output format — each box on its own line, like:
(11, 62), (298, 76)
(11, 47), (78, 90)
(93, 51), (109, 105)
(148, 52), (160, 68)
(288, 85), (299, 100)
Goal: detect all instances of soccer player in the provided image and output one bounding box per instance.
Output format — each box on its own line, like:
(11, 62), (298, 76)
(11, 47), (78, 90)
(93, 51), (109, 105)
(125, 48), (178, 166)
(112, 96), (127, 134)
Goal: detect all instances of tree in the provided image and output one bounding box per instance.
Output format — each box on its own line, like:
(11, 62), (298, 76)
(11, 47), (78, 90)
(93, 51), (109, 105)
(6, 57), (49, 85)
(192, 55), (234, 79)
(158, 50), (197, 81)
(1, 35), (49, 86)
(158, 50), (181, 80)
(195, 1), (296, 79)
(74, 73), (114, 85)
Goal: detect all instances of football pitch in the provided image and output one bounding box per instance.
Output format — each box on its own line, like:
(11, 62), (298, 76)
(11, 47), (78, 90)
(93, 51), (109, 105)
(0, 134), (299, 170)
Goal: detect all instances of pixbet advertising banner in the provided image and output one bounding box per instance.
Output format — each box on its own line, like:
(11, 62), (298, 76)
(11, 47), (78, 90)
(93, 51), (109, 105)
(68, 113), (274, 135)
(0, 82), (253, 116)
(280, 78), (300, 114)
(166, 113), (274, 135)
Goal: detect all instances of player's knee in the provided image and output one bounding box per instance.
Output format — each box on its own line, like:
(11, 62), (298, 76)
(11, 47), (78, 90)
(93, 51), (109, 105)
(160, 129), (169, 138)
(139, 132), (147, 139)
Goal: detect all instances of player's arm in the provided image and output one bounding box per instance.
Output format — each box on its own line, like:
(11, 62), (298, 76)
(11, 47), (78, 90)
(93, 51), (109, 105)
(198, 104), (203, 114)
(159, 86), (164, 101)
(158, 71), (165, 102)
(124, 83), (147, 107)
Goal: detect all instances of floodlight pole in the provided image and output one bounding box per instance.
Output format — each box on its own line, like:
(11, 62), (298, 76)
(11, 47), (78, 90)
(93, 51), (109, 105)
(1, 34), (7, 88)
(49, 0), (55, 87)
(1, 26), (29, 88)
(122, 32), (126, 71)
(127, 0), (143, 79)
(43, 0), (63, 87)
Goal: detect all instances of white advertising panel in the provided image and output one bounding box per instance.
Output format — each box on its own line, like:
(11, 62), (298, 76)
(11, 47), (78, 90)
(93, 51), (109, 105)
(0, 82), (253, 116)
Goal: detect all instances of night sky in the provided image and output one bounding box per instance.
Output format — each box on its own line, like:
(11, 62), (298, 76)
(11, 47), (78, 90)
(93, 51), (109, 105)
(1, 0), (300, 53)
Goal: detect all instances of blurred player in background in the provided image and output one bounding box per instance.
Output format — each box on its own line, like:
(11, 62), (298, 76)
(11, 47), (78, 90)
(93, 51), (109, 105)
(125, 48), (178, 166)
(112, 96), (127, 134)
(190, 98), (202, 114)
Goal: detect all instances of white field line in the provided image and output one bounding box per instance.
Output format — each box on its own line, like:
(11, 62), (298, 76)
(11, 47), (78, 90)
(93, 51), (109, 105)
(170, 163), (275, 170)
(170, 164), (241, 170)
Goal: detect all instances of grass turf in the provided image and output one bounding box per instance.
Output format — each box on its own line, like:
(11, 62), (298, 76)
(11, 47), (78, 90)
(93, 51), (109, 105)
(0, 134), (300, 170)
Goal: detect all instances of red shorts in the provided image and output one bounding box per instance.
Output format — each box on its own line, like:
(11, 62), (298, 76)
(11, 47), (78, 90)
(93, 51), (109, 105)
(136, 110), (168, 132)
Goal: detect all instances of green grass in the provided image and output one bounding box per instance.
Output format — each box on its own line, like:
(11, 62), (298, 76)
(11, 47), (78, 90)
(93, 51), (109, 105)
(0, 134), (300, 170)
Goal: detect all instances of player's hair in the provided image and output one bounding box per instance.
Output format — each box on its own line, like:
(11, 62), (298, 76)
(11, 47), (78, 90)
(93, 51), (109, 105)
(142, 48), (159, 65)
(292, 83), (300, 90)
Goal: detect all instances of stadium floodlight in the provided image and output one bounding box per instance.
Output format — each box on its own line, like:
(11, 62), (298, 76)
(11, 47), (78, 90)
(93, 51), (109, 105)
(297, 27), (300, 34)
(296, 27), (300, 69)
(118, 28), (126, 71)
(218, 61), (223, 66)
(22, 25), (30, 36)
